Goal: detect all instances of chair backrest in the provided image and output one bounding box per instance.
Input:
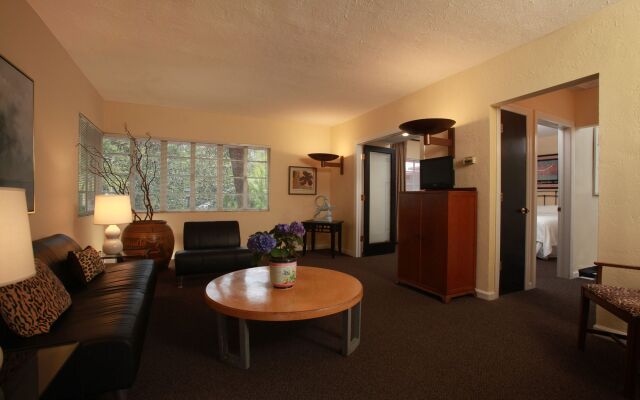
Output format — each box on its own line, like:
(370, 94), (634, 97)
(183, 221), (241, 250)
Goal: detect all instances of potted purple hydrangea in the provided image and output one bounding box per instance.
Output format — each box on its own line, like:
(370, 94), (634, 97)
(247, 221), (306, 288)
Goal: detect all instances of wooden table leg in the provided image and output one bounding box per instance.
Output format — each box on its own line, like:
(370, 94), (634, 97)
(302, 232), (307, 256)
(217, 314), (250, 369)
(341, 302), (361, 356)
(338, 226), (342, 255)
(311, 229), (316, 251)
(331, 228), (336, 258)
(624, 319), (639, 398)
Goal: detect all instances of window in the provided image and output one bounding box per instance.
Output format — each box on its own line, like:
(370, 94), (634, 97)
(78, 114), (102, 216)
(99, 135), (269, 212)
(405, 159), (421, 191)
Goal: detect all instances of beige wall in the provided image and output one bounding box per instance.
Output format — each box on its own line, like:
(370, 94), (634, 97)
(330, 0), (640, 298)
(99, 101), (332, 252)
(537, 135), (558, 155)
(0, 0), (104, 241)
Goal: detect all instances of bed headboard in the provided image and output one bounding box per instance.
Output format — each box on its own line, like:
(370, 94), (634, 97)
(537, 190), (558, 206)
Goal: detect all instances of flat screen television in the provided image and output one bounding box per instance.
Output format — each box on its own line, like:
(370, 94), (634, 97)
(420, 156), (454, 189)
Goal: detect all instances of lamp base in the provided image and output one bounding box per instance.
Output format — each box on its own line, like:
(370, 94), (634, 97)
(102, 224), (123, 255)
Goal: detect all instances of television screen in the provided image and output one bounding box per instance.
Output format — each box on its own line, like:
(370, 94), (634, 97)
(420, 156), (454, 189)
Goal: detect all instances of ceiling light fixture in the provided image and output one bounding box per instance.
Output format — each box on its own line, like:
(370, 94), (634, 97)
(308, 153), (344, 175)
(401, 132), (410, 137)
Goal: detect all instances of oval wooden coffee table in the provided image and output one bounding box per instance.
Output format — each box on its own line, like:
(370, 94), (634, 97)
(205, 266), (363, 369)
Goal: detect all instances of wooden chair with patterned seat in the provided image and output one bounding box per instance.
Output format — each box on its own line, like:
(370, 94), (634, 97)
(579, 261), (640, 399)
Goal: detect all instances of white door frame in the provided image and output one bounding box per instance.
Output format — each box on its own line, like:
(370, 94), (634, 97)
(536, 112), (575, 279)
(354, 131), (402, 258)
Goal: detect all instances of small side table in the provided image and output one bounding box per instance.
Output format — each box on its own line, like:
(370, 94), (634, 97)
(302, 220), (343, 258)
(0, 342), (78, 399)
(99, 250), (149, 264)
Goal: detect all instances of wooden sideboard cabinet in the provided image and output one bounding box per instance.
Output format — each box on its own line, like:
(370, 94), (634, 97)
(397, 189), (477, 303)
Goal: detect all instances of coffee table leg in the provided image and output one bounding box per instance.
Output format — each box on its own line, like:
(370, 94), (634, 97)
(341, 302), (361, 356)
(217, 314), (250, 369)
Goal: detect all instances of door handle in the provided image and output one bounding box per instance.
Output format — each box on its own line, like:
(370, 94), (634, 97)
(518, 207), (529, 215)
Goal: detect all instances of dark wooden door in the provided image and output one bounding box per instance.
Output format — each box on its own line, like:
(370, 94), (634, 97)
(363, 145), (396, 256)
(397, 193), (421, 283)
(419, 192), (448, 293)
(500, 110), (528, 295)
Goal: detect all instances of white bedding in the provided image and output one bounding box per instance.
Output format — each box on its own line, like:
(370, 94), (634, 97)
(536, 205), (558, 258)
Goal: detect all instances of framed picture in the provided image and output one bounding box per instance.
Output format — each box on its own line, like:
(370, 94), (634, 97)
(0, 54), (34, 212)
(288, 166), (317, 195)
(537, 153), (558, 190)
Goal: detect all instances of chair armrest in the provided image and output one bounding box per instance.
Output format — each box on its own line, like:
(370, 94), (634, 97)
(594, 261), (640, 284)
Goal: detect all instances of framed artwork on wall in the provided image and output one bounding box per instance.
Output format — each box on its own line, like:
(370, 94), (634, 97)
(537, 153), (558, 190)
(0, 54), (35, 212)
(288, 166), (317, 195)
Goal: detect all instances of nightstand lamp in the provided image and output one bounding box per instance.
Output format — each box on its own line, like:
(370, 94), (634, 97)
(94, 194), (132, 255)
(0, 187), (37, 367)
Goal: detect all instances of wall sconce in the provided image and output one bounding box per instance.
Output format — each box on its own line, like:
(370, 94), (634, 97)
(308, 153), (344, 175)
(399, 118), (456, 157)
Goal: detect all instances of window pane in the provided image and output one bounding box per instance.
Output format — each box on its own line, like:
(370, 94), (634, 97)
(168, 158), (190, 175)
(248, 178), (268, 209)
(223, 177), (244, 194)
(224, 147), (244, 161)
(223, 194), (243, 209)
(167, 142), (191, 157)
(248, 148), (267, 162)
(195, 176), (216, 210)
(167, 175), (191, 210)
(223, 160), (244, 177)
(247, 161), (267, 178)
(195, 158), (216, 176)
(103, 137), (130, 154)
(196, 144), (217, 158)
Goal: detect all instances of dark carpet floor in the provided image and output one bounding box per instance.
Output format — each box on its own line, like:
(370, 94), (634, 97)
(127, 253), (627, 399)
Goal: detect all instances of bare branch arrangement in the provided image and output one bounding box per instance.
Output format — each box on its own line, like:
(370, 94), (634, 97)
(79, 125), (159, 221)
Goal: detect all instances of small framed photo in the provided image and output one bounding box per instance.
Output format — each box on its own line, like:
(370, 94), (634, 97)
(288, 166), (317, 195)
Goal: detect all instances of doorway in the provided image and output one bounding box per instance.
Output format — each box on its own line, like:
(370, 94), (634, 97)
(362, 145), (397, 256)
(496, 75), (600, 295)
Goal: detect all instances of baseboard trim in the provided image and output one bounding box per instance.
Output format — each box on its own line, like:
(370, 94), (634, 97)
(475, 288), (498, 301)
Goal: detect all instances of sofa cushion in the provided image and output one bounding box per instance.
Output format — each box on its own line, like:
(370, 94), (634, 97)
(175, 248), (253, 276)
(68, 246), (105, 285)
(0, 259), (71, 337)
(32, 234), (82, 292)
(183, 221), (241, 250)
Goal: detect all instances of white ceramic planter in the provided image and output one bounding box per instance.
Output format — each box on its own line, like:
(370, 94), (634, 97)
(269, 258), (297, 288)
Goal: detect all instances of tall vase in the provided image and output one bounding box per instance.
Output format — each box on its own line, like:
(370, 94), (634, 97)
(269, 258), (297, 288)
(121, 220), (175, 269)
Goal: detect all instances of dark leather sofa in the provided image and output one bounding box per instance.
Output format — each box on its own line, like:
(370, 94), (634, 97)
(0, 234), (156, 398)
(174, 221), (253, 285)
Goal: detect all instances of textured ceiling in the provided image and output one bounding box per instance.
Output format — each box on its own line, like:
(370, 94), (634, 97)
(27, 0), (617, 126)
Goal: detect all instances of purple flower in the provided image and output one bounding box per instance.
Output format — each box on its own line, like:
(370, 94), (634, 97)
(247, 232), (276, 254)
(289, 221), (305, 237)
(275, 224), (290, 234)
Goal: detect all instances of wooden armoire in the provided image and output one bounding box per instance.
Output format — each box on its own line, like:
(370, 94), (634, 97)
(397, 189), (477, 303)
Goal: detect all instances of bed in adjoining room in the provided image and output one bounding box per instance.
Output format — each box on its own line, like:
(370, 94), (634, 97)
(536, 204), (558, 259)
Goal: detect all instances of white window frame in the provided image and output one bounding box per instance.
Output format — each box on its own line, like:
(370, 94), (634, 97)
(99, 135), (270, 213)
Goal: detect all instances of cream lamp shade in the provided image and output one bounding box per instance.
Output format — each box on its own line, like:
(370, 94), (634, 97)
(94, 194), (132, 225)
(94, 194), (132, 255)
(0, 187), (36, 285)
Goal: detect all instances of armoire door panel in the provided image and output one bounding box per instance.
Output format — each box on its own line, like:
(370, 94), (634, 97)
(419, 193), (448, 292)
(397, 193), (421, 283)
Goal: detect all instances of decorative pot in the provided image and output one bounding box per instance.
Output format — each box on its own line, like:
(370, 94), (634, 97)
(122, 220), (175, 269)
(269, 258), (297, 288)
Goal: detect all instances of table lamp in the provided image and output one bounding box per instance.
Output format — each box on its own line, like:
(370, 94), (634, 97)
(93, 194), (132, 255)
(0, 187), (37, 367)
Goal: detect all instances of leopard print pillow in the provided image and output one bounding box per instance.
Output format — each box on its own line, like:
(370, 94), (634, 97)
(0, 259), (72, 337)
(68, 246), (105, 284)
